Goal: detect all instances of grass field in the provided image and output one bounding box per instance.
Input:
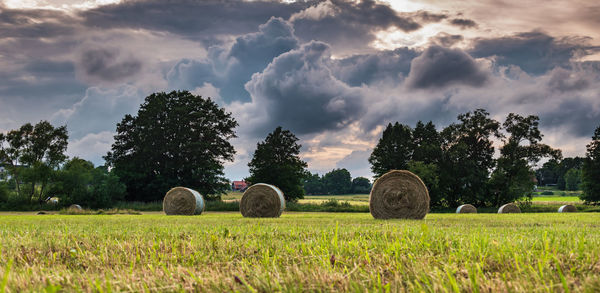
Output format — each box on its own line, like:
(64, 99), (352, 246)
(1, 213), (600, 292)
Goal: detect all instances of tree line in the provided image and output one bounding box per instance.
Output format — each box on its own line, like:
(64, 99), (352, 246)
(1, 91), (600, 209)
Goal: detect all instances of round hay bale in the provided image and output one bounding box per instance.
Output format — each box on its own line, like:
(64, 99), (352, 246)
(163, 187), (205, 215)
(69, 204), (82, 210)
(369, 170), (430, 219)
(240, 183), (285, 218)
(498, 203), (521, 213)
(456, 204), (477, 213)
(558, 204), (577, 213)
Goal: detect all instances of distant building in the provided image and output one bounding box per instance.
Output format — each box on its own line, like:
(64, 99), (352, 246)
(232, 181), (248, 191)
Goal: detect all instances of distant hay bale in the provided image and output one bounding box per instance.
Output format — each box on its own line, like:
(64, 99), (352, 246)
(69, 204), (82, 211)
(498, 203), (521, 213)
(163, 187), (205, 215)
(456, 204), (477, 213)
(369, 170), (430, 219)
(240, 183), (285, 218)
(558, 204), (577, 213)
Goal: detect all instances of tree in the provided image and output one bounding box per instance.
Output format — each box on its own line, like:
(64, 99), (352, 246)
(322, 168), (352, 195)
(351, 177), (371, 194)
(489, 114), (561, 206)
(303, 172), (324, 195)
(407, 160), (441, 207)
(439, 109), (501, 207)
(246, 126), (307, 201)
(50, 158), (126, 208)
(412, 121), (442, 164)
(581, 125), (600, 204)
(0, 121), (68, 204)
(536, 159), (560, 186)
(369, 122), (413, 177)
(556, 157), (584, 190)
(564, 168), (581, 191)
(105, 91), (238, 201)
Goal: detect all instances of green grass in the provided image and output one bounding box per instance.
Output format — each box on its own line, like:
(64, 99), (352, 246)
(532, 196), (581, 202)
(1, 213), (600, 292)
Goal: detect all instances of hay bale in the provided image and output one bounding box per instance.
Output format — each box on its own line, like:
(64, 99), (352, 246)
(240, 183), (285, 218)
(163, 187), (205, 215)
(558, 204), (577, 213)
(498, 203), (521, 213)
(456, 204), (477, 213)
(369, 170), (430, 219)
(69, 204), (82, 210)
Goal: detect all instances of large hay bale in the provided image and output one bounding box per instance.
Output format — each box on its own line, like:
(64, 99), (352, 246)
(558, 204), (577, 213)
(163, 187), (205, 215)
(498, 203), (521, 213)
(69, 204), (82, 210)
(240, 183), (285, 218)
(369, 170), (430, 219)
(456, 204), (477, 213)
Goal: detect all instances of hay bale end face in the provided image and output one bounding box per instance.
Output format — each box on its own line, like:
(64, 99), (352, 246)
(240, 183), (285, 218)
(498, 203), (521, 213)
(163, 187), (205, 215)
(558, 204), (577, 213)
(456, 204), (477, 213)
(69, 204), (82, 210)
(369, 170), (430, 219)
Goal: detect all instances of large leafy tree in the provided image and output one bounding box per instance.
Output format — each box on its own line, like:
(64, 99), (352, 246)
(246, 126), (307, 201)
(322, 168), (352, 195)
(489, 114), (561, 206)
(368, 122), (413, 177)
(412, 121), (442, 164)
(351, 177), (371, 194)
(439, 109), (500, 207)
(105, 91), (237, 201)
(581, 125), (600, 204)
(0, 121), (68, 203)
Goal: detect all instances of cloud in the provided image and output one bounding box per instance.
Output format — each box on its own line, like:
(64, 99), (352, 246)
(449, 18), (477, 29)
(51, 85), (142, 139)
(77, 47), (142, 84)
(167, 17), (298, 102)
(470, 31), (597, 74)
(406, 46), (488, 89)
(67, 131), (115, 166)
(290, 0), (421, 53)
(240, 41), (366, 136)
(429, 33), (464, 47)
(331, 47), (418, 86)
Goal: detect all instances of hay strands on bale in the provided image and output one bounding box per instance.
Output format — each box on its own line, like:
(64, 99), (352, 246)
(240, 183), (285, 218)
(163, 187), (205, 215)
(369, 170), (430, 219)
(558, 204), (577, 213)
(456, 204), (477, 213)
(498, 203), (521, 213)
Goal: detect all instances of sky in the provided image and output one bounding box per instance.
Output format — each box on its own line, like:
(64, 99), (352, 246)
(0, 0), (599, 181)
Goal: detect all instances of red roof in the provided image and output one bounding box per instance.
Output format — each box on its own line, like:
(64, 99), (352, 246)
(232, 181), (248, 190)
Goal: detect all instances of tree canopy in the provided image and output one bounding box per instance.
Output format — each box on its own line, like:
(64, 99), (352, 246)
(105, 91), (238, 201)
(246, 126), (307, 202)
(581, 125), (600, 204)
(368, 122), (413, 177)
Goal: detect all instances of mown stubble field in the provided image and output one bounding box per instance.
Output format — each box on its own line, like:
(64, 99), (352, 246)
(1, 213), (599, 292)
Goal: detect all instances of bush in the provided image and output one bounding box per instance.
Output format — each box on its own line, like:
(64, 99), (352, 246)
(540, 191), (554, 195)
(0, 182), (8, 203)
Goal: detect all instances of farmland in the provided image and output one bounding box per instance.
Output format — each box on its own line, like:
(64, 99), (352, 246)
(1, 213), (600, 292)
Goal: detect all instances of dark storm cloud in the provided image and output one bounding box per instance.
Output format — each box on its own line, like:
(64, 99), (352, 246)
(412, 11), (448, 23)
(243, 41), (366, 136)
(406, 46), (488, 89)
(78, 48), (142, 83)
(470, 31), (597, 75)
(0, 5), (78, 38)
(430, 33), (464, 47)
(539, 97), (600, 137)
(80, 0), (309, 42)
(167, 17), (298, 102)
(449, 18), (477, 29)
(330, 47), (419, 86)
(290, 0), (421, 52)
